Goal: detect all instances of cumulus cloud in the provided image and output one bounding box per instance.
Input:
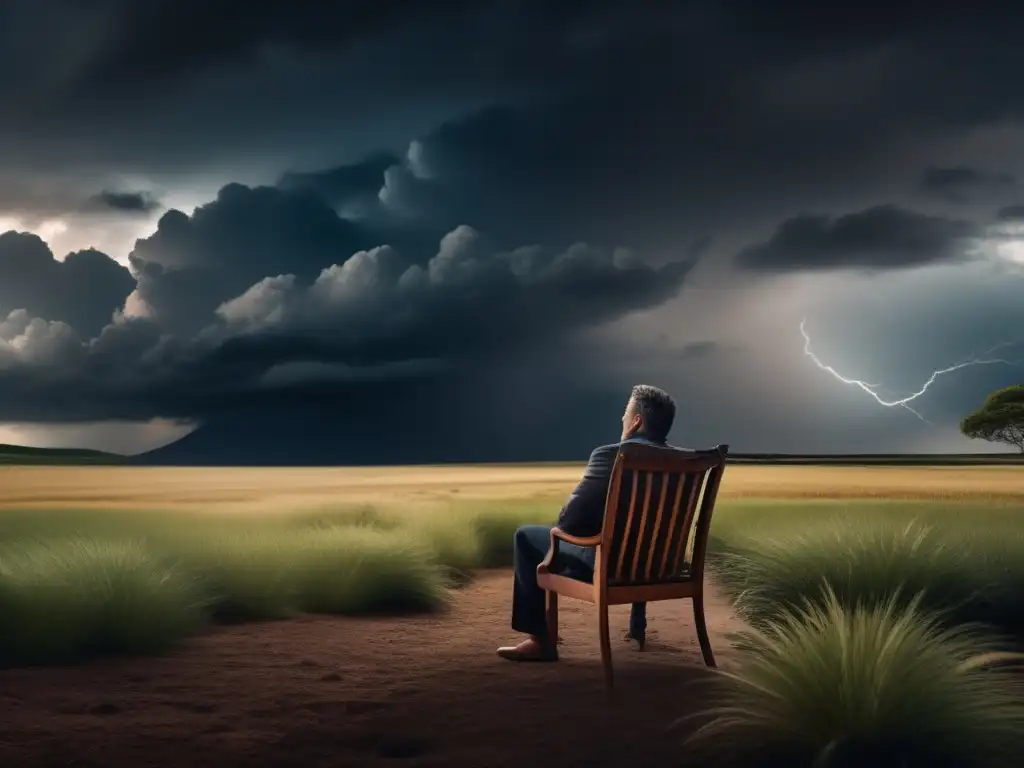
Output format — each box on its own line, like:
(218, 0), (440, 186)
(734, 205), (982, 272)
(210, 226), (692, 360)
(125, 183), (381, 334)
(0, 232), (136, 337)
(0, 310), (82, 368)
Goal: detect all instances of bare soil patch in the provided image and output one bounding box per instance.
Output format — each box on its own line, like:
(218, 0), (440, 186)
(0, 570), (744, 768)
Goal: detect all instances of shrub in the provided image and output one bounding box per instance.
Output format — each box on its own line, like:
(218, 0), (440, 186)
(685, 587), (1024, 768)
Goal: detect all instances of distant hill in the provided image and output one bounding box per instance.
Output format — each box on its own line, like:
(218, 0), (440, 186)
(0, 444), (126, 465)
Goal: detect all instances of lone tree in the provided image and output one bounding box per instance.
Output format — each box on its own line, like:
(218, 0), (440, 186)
(960, 385), (1024, 453)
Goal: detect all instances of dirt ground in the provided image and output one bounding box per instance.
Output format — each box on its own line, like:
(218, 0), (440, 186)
(0, 570), (745, 768)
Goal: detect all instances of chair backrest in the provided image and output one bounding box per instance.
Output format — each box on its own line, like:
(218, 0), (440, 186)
(599, 442), (729, 587)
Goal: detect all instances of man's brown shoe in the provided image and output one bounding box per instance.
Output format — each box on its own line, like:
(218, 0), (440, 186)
(496, 638), (559, 662)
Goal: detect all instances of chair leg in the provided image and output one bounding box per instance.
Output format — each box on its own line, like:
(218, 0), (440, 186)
(693, 591), (716, 668)
(545, 591), (559, 648)
(598, 601), (613, 691)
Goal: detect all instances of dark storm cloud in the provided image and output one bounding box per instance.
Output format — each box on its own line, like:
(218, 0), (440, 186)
(208, 225), (693, 363)
(9, 0), (1023, 215)
(0, 232), (135, 338)
(85, 189), (161, 214)
(12, 0), (629, 168)
(996, 204), (1024, 221)
(676, 341), (718, 360)
(4, 0), (1024, 255)
(277, 153), (398, 209)
(321, 99), (726, 252)
(0, 180), (159, 222)
(72, 0), (483, 95)
(127, 183), (384, 335)
(0, 194), (696, 422)
(918, 167), (1016, 203)
(734, 206), (982, 272)
(126, 172), (701, 340)
(1, 0), (1024, 457)
(57, 1), (1024, 112)
(263, 0), (1024, 259)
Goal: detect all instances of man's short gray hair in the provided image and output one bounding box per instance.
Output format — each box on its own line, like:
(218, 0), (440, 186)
(630, 384), (676, 441)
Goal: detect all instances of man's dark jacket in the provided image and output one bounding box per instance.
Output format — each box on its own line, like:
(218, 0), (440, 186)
(556, 434), (669, 538)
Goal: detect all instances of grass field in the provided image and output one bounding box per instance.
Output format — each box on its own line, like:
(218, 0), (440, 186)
(1, 463), (1022, 766)
(2, 463), (1023, 653)
(2, 463), (1023, 512)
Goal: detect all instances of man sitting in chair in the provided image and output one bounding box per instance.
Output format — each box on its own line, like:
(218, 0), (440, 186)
(497, 384), (676, 661)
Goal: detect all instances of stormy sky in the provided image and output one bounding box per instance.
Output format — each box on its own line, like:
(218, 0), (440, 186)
(1, 0), (1023, 457)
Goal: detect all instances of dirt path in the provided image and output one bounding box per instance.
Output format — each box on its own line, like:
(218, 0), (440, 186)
(0, 571), (745, 768)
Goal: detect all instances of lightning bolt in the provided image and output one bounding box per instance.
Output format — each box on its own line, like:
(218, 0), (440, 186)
(800, 318), (1020, 423)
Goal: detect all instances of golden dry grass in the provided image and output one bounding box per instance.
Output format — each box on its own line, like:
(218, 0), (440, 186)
(0, 462), (1021, 513)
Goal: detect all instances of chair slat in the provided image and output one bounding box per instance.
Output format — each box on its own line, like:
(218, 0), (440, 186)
(655, 471), (689, 581)
(629, 471), (655, 582)
(613, 469), (640, 581)
(644, 472), (671, 582)
(671, 471), (706, 576)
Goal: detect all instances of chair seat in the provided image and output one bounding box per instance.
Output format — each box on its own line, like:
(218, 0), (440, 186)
(609, 570), (691, 587)
(550, 562), (594, 584)
(549, 564), (692, 588)
(540, 567), (697, 606)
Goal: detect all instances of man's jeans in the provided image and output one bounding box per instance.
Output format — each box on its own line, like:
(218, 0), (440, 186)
(511, 524), (647, 639)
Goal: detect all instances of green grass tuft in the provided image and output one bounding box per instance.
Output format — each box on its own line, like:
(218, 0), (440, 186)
(714, 520), (982, 626)
(167, 525), (451, 621)
(285, 526), (451, 615)
(465, 504), (552, 567)
(685, 586), (1024, 768)
(709, 501), (1024, 636)
(0, 538), (207, 666)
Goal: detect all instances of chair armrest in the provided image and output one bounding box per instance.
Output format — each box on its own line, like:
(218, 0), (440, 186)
(539, 527), (602, 571)
(552, 527), (602, 547)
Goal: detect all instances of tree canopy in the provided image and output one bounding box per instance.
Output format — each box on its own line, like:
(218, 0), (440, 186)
(960, 385), (1024, 452)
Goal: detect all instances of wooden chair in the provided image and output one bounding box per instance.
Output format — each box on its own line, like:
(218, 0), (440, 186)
(536, 442), (729, 691)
